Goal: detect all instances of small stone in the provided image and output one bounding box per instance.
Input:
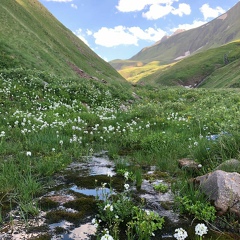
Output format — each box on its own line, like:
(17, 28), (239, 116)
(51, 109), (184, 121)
(178, 158), (201, 174)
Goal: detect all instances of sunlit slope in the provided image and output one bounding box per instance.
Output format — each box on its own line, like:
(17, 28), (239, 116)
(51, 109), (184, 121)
(110, 1), (240, 82)
(0, 0), (125, 83)
(138, 41), (240, 88)
(119, 61), (175, 83)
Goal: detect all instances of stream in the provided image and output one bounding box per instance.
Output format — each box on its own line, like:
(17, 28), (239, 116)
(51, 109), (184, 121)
(0, 152), (238, 239)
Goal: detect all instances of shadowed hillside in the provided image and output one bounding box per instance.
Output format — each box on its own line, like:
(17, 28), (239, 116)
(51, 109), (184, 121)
(0, 0), (126, 84)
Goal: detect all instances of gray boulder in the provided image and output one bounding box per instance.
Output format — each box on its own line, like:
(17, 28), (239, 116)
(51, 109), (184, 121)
(215, 159), (240, 173)
(195, 170), (240, 216)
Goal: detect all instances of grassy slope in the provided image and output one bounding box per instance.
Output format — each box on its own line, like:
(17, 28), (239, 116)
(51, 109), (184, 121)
(0, 0), (126, 84)
(110, 2), (240, 85)
(119, 61), (175, 83)
(138, 41), (240, 87)
(109, 59), (145, 71)
(199, 60), (240, 88)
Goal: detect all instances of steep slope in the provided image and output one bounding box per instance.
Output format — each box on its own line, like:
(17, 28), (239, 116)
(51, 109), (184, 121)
(0, 0), (125, 83)
(138, 40), (240, 87)
(110, 2), (240, 72)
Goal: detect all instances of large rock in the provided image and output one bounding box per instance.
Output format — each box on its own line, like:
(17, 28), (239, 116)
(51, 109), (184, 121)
(195, 170), (240, 216)
(215, 159), (240, 172)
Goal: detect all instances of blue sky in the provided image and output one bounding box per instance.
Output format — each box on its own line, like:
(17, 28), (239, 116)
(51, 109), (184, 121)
(39, 0), (239, 62)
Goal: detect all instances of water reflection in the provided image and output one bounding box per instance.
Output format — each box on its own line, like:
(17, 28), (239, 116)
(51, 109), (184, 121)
(70, 185), (112, 200)
(50, 221), (96, 240)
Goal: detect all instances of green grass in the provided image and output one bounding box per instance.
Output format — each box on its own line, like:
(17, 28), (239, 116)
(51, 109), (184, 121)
(0, 0), (127, 85)
(118, 61), (175, 83)
(1, 0), (240, 234)
(0, 68), (240, 234)
(139, 40), (240, 87)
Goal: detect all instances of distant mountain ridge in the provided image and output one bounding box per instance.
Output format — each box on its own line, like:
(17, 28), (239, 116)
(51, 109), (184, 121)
(110, 2), (240, 71)
(147, 29), (186, 48)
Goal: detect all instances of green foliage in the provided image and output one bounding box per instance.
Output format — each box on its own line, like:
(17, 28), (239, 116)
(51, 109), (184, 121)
(117, 169), (135, 182)
(95, 179), (164, 240)
(1, 66), (240, 232)
(1, 0), (240, 234)
(191, 133), (240, 169)
(127, 207), (164, 240)
(173, 181), (216, 222)
(153, 183), (168, 193)
(176, 195), (216, 222)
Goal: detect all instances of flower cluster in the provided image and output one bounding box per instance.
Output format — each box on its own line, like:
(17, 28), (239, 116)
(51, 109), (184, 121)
(104, 204), (113, 212)
(195, 223), (208, 236)
(174, 223), (208, 240)
(173, 228), (188, 240)
(0, 131), (5, 137)
(100, 230), (114, 240)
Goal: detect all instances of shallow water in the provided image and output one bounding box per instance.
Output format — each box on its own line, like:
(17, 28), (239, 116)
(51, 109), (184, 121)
(50, 221), (96, 240)
(0, 152), (239, 240)
(70, 185), (112, 200)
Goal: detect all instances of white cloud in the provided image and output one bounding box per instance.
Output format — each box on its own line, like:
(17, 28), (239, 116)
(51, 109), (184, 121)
(142, 4), (173, 20)
(93, 26), (138, 47)
(200, 4), (225, 20)
(171, 20), (207, 32)
(87, 29), (93, 36)
(172, 3), (191, 17)
(116, 0), (177, 12)
(93, 26), (166, 47)
(142, 2), (191, 20)
(74, 29), (89, 46)
(71, 3), (77, 9)
(116, 1), (191, 20)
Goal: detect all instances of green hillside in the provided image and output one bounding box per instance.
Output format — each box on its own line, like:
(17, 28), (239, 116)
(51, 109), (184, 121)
(0, 0), (126, 85)
(1, 1), (240, 237)
(138, 41), (240, 87)
(118, 61), (173, 83)
(110, 2), (240, 85)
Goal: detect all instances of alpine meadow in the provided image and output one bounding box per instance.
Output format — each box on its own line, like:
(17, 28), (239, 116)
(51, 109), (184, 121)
(0, 0), (240, 239)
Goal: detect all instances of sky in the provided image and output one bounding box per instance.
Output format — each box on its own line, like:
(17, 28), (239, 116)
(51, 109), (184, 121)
(38, 0), (239, 62)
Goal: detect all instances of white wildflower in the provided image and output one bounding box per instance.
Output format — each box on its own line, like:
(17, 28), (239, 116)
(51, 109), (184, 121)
(26, 151), (32, 156)
(173, 228), (188, 240)
(102, 183), (107, 188)
(104, 204), (113, 212)
(91, 218), (98, 228)
(145, 210), (150, 215)
(124, 171), (129, 180)
(195, 223), (208, 236)
(0, 131), (5, 137)
(107, 170), (113, 177)
(100, 233), (114, 240)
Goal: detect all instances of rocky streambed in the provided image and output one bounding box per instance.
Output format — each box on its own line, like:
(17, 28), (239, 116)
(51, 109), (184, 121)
(0, 152), (238, 239)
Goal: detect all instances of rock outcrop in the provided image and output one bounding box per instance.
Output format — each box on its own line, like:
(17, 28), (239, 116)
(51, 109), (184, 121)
(215, 159), (240, 172)
(195, 170), (240, 216)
